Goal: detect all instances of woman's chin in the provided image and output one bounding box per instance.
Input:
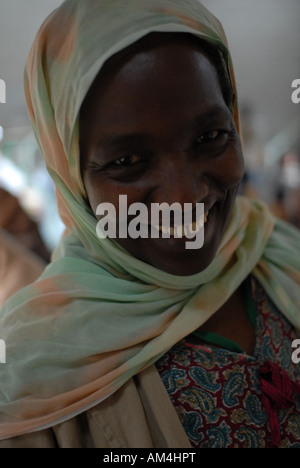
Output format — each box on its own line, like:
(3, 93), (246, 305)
(115, 235), (217, 276)
(148, 248), (216, 276)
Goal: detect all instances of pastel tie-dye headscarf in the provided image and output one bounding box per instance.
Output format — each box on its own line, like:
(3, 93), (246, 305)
(0, 0), (299, 440)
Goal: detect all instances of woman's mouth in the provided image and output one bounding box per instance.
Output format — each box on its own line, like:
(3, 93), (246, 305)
(153, 210), (209, 238)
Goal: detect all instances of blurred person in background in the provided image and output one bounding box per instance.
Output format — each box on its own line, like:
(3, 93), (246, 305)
(0, 186), (50, 262)
(0, 184), (50, 306)
(273, 150), (300, 229)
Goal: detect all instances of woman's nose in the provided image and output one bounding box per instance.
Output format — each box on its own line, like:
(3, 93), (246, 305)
(150, 155), (209, 207)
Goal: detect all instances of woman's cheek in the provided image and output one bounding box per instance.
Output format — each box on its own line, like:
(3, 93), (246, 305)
(222, 141), (245, 188)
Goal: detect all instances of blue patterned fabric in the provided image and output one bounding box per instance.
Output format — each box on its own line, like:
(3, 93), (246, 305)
(156, 277), (300, 448)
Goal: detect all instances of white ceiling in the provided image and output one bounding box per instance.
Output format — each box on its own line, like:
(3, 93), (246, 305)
(0, 0), (299, 149)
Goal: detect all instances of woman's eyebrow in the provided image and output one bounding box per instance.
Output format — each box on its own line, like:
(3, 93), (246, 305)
(96, 133), (151, 149)
(192, 106), (232, 126)
(95, 106), (232, 150)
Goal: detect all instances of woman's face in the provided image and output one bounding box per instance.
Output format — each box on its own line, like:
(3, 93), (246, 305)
(80, 34), (245, 275)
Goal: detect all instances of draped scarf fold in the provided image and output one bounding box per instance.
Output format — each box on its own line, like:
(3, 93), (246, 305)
(0, 0), (299, 440)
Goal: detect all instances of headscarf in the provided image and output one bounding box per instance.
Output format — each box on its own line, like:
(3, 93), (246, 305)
(0, 0), (299, 440)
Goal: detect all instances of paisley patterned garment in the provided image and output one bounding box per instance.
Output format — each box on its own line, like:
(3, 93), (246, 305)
(156, 277), (300, 448)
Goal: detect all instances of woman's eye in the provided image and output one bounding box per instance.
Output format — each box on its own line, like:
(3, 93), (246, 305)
(196, 129), (226, 144)
(114, 153), (142, 166)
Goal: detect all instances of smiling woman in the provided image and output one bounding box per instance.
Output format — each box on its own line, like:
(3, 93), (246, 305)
(79, 32), (244, 275)
(0, 0), (300, 449)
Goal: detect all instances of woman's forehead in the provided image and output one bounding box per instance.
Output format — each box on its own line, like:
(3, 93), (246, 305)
(80, 32), (229, 120)
(91, 32), (222, 84)
(79, 38), (232, 163)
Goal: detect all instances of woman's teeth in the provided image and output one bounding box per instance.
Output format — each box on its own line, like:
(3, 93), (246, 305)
(155, 211), (208, 237)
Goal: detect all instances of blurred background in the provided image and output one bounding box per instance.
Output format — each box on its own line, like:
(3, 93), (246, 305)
(0, 0), (299, 260)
